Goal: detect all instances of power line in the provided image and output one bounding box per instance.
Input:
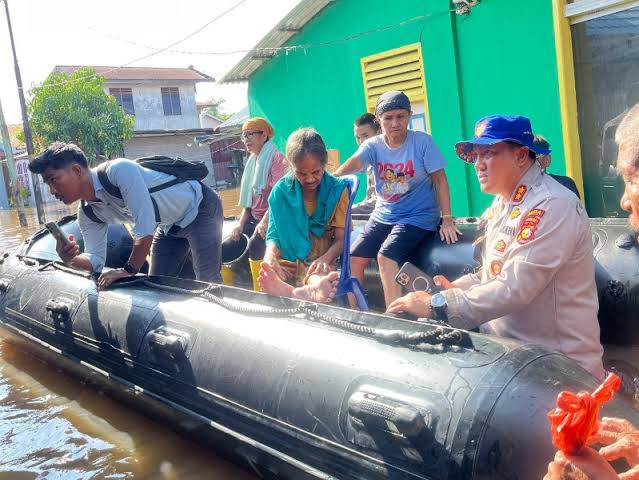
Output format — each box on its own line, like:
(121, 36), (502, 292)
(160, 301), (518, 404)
(30, 11), (442, 91)
(27, 0), (249, 91)
(85, 13), (436, 56)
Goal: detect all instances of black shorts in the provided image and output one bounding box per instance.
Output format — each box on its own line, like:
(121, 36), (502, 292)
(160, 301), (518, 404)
(350, 219), (435, 265)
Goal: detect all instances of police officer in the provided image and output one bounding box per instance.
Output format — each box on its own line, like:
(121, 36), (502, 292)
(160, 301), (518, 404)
(388, 115), (605, 379)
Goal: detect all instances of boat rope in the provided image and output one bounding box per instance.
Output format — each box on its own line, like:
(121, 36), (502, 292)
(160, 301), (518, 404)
(112, 276), (469, 348)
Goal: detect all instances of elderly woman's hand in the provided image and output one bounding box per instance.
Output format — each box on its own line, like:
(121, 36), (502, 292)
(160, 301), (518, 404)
(307, 255), (332, 277)
(439, 217), (462, 244)
(264, 256), (290, 281)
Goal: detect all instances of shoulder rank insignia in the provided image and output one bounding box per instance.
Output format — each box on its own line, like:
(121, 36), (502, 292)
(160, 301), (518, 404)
(512, 185), (528, 204)
(509, 208), (521, 220)
(490, 260), (503, 276)
(494, 239), (507, 253)
(516, 209), (545, 244)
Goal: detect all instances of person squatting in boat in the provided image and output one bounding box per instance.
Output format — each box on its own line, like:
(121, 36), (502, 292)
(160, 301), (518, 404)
(28, 142), (223, 289)
(387, 114), (605, 379)
(258, 128), (349, 303)
(334, 90), (461, 310)
(230, 117), (287, 292)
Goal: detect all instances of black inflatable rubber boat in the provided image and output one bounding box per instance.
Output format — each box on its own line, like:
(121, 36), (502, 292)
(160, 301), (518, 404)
(0, 216), (637, 480)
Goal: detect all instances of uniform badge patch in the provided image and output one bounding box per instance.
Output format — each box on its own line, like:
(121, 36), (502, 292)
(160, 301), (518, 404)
(512, 185), (528, 204)
(490, 260), (503, 276)
(494, 239), (507, 252)
(510, 208), (521, 220)
(517, 208), (546, 245)
(516, 209), (545, 245)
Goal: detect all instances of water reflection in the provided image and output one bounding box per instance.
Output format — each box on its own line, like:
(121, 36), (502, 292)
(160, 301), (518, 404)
(0, 204), (257, 479)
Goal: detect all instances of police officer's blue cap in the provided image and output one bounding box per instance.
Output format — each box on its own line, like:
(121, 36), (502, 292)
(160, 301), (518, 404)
(455, 115), (551, 163)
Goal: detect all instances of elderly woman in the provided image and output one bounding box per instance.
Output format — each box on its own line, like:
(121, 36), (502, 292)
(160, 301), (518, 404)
(259, 128), (349, 303)
(231, 117), (287, 291)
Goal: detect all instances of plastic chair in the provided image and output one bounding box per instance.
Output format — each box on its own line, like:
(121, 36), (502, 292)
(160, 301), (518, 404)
(335, 175), (369, 311)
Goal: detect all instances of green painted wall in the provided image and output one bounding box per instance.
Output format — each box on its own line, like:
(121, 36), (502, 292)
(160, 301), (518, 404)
(247, 0), (564, 216)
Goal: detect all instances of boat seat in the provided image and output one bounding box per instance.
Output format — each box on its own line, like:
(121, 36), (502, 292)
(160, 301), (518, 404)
(335, 175), (369, 311)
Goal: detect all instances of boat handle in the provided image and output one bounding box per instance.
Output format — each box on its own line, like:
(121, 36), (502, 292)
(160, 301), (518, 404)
(0, 279), (8, 292)
(348, 391), (426, 437)
(46, 299), (70, 319)
(148, 331), (186, 357)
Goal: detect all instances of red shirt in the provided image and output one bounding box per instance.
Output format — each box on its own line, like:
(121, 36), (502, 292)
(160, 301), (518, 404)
(250, 151), (287, 221)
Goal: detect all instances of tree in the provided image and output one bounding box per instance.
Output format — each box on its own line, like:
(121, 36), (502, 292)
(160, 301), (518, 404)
(204, 97), (233, 121)
(28, 67), (135, 164)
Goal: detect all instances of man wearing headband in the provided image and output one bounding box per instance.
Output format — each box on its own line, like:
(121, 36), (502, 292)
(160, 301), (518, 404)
(388, 115), (604, 379)
(334, 91), (460, 309)
(232, 117), (286, 291)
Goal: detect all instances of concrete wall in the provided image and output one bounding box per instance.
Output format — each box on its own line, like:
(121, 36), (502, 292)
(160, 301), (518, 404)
(106, 82), (200, 131)
(123, 135), (216, 188)
(247, 0), (563, 216)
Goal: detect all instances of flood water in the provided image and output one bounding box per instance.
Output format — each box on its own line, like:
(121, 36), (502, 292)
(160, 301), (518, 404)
(0, 205), (257, 479)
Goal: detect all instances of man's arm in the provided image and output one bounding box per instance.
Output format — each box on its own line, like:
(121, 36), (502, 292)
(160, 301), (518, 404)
(110, 160), (158, 242)
(431, 169), (461, 243)
(442, 199), (582, 330)
(73, 205), (109, 272)
(333, 155), (364, 177)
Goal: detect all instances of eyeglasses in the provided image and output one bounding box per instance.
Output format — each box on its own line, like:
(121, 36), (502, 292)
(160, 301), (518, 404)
(241, 131), (264, 140)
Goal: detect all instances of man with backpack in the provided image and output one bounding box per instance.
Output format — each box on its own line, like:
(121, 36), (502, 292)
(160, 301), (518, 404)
(29, 142), (223, 289)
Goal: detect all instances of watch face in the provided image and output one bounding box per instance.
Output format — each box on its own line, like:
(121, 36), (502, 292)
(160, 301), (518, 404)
(431, 293), (447, 308)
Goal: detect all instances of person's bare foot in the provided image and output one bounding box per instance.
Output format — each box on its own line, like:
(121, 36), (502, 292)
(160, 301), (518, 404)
(258, 262), (294, 297)
(292, 271), (339, 303)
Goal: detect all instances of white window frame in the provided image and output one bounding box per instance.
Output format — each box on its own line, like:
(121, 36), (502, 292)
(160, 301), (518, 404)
(565, 0), (639, 24)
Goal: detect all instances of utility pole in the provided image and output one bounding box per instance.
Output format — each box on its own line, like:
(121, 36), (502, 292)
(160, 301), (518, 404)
(0, 95), (28, 227)
(3, 0), (45, 224)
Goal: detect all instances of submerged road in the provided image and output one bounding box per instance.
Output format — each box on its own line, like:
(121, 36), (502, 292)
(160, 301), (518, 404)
(0, 203), (256, 479)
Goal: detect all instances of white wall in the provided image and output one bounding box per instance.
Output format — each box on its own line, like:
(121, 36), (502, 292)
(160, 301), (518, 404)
(106, 82), (200, 131)
(123, 135), (215, 188)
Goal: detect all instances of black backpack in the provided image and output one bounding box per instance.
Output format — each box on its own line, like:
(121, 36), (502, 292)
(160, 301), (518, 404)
(81, 156), (209, 224)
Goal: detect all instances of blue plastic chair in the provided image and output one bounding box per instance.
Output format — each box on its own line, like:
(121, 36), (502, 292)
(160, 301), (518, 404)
(335, 175), (369, 311)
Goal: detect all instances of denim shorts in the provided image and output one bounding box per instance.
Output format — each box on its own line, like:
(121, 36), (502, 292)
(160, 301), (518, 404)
(350, 218), (435, 264)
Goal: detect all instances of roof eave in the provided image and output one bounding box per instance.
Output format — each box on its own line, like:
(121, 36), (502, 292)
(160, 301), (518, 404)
(219, 0), (336, 84)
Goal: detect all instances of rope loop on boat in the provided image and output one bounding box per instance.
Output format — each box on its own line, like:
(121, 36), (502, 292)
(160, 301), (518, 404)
(113, 276), (469, 348)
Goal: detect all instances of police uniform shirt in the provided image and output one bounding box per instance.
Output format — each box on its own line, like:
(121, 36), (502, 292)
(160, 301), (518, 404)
(441, 162), (605, 379)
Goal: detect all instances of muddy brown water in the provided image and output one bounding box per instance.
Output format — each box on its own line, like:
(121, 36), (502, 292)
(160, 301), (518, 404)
(0, 205), (257, 479)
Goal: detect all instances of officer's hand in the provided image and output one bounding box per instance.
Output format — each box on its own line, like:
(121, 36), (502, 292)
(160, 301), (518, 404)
(56, 234), (80, 263)
(387, 291), (432, 317)
(543, 448), (618, 480)
(434, 275), (457, 290)
(439, 217), (462, 245)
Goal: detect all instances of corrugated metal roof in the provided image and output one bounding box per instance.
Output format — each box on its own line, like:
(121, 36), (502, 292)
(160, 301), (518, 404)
(53, 65), (215, 82)
(220, 0), (336, 83)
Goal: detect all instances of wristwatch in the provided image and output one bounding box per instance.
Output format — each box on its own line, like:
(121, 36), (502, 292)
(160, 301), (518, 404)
(430, 292), (448, 321)
(123, 262), (139, 275)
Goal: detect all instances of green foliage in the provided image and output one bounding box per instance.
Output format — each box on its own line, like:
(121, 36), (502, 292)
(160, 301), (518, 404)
(15, 127), (25, 145)
(204, 97), (233, 121)
(28, 67), (135, 165)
